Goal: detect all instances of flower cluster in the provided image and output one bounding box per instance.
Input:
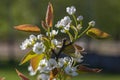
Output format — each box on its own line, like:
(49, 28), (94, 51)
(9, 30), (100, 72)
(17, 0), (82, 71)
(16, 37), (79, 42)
(15, 2), (109, 80)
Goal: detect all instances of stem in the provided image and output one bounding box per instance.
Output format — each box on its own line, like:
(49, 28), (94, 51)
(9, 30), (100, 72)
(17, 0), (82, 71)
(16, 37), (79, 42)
(56, 39), (67, 60)
(72, 14), (77, 27)
(78, 25), (92, 38)
(66, 31), (73, 42)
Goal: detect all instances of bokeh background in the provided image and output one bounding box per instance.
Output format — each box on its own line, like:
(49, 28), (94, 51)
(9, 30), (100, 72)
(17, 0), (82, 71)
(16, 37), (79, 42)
(0, 0), (120, 80)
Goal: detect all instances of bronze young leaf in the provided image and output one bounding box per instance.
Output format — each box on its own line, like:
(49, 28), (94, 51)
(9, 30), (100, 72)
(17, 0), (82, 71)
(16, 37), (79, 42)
(77, 65), (102, 73)
(14, 24), (40, 32)
(45, 2), (53, 27)
(86, 28), (110, 39)
(16, 69), (29, 80)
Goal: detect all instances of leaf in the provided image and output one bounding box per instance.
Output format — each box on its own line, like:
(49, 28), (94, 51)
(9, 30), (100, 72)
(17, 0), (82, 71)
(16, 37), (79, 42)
(41, 21), (48, 30)
(86, 28), (110, 39)
(30, 53), (45, 71)
(63, 44), (75, 55)
(20, 51), (38, 65)
(16, 69), (29, 80)
(63, 44), (84, 55)
(45, 2), (53, 27)
(74, 44), (84, 52)
(77, 65), (102, 73)
(14, 24), (40, 32)
(50, 68), (59, 80)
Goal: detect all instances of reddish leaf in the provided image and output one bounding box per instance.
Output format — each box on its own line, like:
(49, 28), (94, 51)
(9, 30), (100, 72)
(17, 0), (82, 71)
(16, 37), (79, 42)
(50, 68), (59, 80)
(16, 69), (29, 80)
(45, 2), (53, 27)
(14, 24), (40, 32)
(30, 53), (45, 71)
(41, 21), (48, 30)
(77, 65), (102, 73)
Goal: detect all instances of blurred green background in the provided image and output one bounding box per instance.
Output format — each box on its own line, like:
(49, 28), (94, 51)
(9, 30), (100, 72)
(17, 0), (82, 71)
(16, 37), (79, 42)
(0, 0), (120, 80)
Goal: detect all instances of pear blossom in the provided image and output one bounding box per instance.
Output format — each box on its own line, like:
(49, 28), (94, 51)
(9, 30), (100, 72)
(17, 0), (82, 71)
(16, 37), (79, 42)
(51, 39), (61, 48)
(33, 42), (45, 54)
(77, 24), (82, 30)
(39, 59), (50, 73)
(28, 66), (36, 76)
(48, 59), (57, 70)
(66, 6), (76, 15)
(37, 34), (43, 40)
(65, 66), (78, 76)
(89, 20), (95, 26)
(20, 39), (32, 50)
(73, 50), (83, 63)
(29, 34), (37, 43)
(55, 16), (71, 28)
(37, 74), (49, 80)
(77, 15), (83, 21)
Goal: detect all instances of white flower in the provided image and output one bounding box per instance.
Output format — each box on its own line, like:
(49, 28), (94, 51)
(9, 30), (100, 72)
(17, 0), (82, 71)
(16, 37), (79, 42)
(89, 20), (95, 26)
(20, 39), (32, 50)
(58, 58), (65, 68)
(55, 16), (71, 28)
(29, 34), (37, 42)
(37, 34), (43, 40)
(46, 30), (58, 37)
(73, 50), (83, 63)
(66, 6), (76, 15)
(37, 74), (49, 80)
(28, 66), (36, 76)
(39, 59), (50, 73)
(65, 66), (78, 76)
(33, 42), (45, 54)
(77, 24), (82, 30)
(51, 39), (61, 48)
(48, 59), (57, 70)
(61, 22), (71, 33)
(77, 15), (83, 21)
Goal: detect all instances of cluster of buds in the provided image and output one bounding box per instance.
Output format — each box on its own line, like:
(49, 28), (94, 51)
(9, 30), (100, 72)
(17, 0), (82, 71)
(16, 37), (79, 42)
(15, 2), (110, 80)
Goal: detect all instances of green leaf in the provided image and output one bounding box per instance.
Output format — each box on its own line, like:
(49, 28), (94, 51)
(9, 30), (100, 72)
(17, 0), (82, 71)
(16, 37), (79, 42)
(30, 53), (45, 71)
(20, 51), (38, 65)
(16, 69), (29, 80)
(86, 28), (110, 39)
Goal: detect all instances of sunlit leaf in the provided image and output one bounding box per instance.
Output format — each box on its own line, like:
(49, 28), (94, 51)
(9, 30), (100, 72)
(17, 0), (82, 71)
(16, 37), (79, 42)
(41, 21), (48, 30)
(45, 2), (53, 27)
(50, 68), (59, 80)
(16, 69), (29, 80)
(86, 28), (110, 39)
(14, 24), (40, 32)
(20, 51), (38, 65)
(77, 65), (102, 73)
(30, 53), (45, 71)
